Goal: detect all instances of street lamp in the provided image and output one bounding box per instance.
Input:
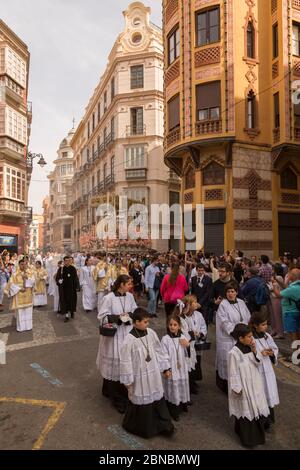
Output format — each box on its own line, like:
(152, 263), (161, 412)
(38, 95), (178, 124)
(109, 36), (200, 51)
(27, 151), (47, 168)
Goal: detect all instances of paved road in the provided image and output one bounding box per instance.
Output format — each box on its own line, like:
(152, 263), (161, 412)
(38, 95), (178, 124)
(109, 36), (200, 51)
(0, 295), (300, 450)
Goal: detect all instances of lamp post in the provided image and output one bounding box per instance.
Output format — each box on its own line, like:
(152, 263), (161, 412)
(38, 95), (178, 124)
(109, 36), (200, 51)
(27, 151), (47, 169)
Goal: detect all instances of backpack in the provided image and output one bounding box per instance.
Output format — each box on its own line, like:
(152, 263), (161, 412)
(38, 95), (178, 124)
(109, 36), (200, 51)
(255, 281), (270, 306)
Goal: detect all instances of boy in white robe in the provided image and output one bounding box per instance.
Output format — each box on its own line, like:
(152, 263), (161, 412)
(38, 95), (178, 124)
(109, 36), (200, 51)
(120, 308), (174, 438)
(5, 259), (35, 332)
(80, 257), (97, 312)
(250, 311), (279, 427)
(228, 323), (270, 447)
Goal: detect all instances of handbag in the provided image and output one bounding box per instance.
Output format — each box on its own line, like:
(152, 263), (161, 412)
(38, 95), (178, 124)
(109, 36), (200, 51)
(194, 336), (211, 351)
(99, 315), (118, 337)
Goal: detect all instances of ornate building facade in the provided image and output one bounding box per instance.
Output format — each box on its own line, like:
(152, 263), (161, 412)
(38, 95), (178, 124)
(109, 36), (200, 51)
(70, 2), (180, 253)
(163, 0), (300, 257)
(0, 20), (32, 254)
(48, 128), (74, 253)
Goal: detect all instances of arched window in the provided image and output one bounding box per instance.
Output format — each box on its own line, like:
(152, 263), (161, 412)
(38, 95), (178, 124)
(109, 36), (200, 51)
(203, 161), (225, 186)
(281, 168), (298, 190)
(247, 91), (256, 129)
(247, 21), (255, 58)
(185, 167), (195, 190)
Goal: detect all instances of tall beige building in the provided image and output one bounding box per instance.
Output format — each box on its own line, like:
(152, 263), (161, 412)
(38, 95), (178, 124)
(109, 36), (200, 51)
(48, 128), (74, 253)
(29, 214), (43, 254)
(0, 20), (32, 254)
(70, 2), (180, 253)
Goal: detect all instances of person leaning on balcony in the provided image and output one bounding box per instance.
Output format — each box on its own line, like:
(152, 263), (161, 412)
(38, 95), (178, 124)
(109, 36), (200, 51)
(93, 253), (114, 313)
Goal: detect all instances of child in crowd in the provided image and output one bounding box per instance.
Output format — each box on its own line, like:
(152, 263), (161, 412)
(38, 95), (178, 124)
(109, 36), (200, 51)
(228, 323), (270, 448)
(120, 308), (174, 438)
(161, 314), (190, 421)
(250, 311), (279, 428)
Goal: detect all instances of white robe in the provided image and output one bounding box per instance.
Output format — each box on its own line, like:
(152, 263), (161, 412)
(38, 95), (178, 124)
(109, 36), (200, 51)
(228, 346), (270, 421)
(96, 292), (137, 381)
(180, 317), (196, 371)
(216, 299), (251, 380)
(10, 279), (35, 332)
(80, 266), (97, 311)
(33, 293), (47, 306)
(161, 334), (190, 406)
(46, 257), (55, 296)
(254, 333), (279, 409)
(120, 328), (170, 405)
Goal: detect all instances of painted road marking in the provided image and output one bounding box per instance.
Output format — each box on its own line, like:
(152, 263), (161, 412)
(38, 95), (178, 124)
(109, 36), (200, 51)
(0, 397), (66, 450)
(30, 363), (63, 387)
(108, 424), (146, 450)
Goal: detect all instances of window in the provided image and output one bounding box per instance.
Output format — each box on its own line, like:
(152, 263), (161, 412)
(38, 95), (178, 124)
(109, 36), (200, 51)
(111, 77), (115, 100)
(168, 94), (180, 131)
(247, 91), (256, 129)
(97, 102), (101, 123)
(97, 169), (101, 184)
(104, 91), (107, 112)
(196, 8), (220, 47)
(3, 166), (26, 201)
(185, 168), (195, 190)
(63, 225), (72, 239)
(168, 27), (180, 65)
(203, 162), (225, 186)
(125, 188), (147, 204)
(111, 156), (115, 177)
(125, 146), (145, 169)
(274, 93), (280, 128)
(196, 81), (221, 121)
(295, 103), (300, 127)
(6, 47), (26, 87)
(111, 116), (115, 140)
(62, 152), (68, 158)
(281, 168), (298, 190)
(87, 121), (90, 139)
(103, 163), (107, 181)
(131, 65), (144, 89)
(293, 23), (300, 56)
(130, 107), (144, 134)
(273, 23), (278, 58)
(5, 105), (27, 144)
(92, 113), (95, 131)
(103, 127), (107, 146)
(61, 165), (66, 176)
(67, 164), (73, 174)
(247, 21), (255, 58)
(87, 148), (90, 161)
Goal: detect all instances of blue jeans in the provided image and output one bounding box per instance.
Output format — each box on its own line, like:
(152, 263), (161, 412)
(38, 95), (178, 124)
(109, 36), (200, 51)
(147, 288), (158, 315)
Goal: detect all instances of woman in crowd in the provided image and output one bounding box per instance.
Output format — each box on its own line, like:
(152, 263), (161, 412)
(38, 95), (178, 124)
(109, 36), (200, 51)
(160, 263), (188, 317)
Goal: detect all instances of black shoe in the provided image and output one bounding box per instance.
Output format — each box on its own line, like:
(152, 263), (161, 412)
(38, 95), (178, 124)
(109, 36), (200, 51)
(71, 312), (74, 319)
(64, 317), (69, 323)
(182, 403), (188, 412)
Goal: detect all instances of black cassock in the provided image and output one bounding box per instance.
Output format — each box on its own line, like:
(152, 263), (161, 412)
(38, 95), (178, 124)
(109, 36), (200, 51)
(56, 265), (79, 315)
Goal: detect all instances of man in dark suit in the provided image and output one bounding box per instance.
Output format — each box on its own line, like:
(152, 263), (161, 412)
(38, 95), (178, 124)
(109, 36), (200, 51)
(190, 263), (212, 323)
(56, 256), (80, 322)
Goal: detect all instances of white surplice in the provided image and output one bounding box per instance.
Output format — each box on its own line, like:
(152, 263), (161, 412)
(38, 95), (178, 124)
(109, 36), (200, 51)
(180, 317), (196, 371)
(9, 278), (35, 332)
(228, 346), (270, 421)
(216, 299), (251, 381)
(161, 334), (190, 406)
(80, 266), (97, 311)
(33, 294), (47, 306)
(254, 332), (279, 409)
(96, 292), (137, 381)
(120, 328), (170, 405)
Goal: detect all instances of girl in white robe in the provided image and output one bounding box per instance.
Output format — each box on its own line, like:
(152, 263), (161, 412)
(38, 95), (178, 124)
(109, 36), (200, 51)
(250, 311), (279, 427)
(216, 283), (251, 394)
(161, 314), (190, 420)
(96, 274), (137, 414)
(120, 308), (174, 438)
(79, 258), (97, 312)
(228, 323), (270, 447)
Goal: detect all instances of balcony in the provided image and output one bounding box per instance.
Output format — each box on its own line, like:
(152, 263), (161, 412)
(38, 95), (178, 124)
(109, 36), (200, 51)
(0, 76), (24, 104)
(104, 174), (115, 189)
(166, 127), (181, 147)
(126, 124), (146, 137)
(195, 119), (222, 135)
(125, 168), (147, 180)
(0, 137), (25, 161)
(0, 199), (26, 218)
(273, 127), (280, 144)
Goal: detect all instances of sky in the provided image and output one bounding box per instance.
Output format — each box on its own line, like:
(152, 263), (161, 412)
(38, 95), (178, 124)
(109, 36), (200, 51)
(0, 0), (162, 213)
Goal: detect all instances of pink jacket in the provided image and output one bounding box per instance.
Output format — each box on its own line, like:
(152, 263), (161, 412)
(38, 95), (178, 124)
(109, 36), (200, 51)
(160, 274), (188, 304)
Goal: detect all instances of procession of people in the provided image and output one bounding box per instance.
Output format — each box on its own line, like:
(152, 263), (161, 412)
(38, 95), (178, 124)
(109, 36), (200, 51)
(1, 247), (300, 447)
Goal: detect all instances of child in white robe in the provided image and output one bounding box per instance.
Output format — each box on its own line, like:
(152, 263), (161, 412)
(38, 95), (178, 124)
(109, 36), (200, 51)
(80, 257), (97, 312)
(228, 323), (270, 448)
(161, 314), (190, 421)
(250, 311), (279, 427)
(96, 274), (137, 414)
(120, 308), (174, 438)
